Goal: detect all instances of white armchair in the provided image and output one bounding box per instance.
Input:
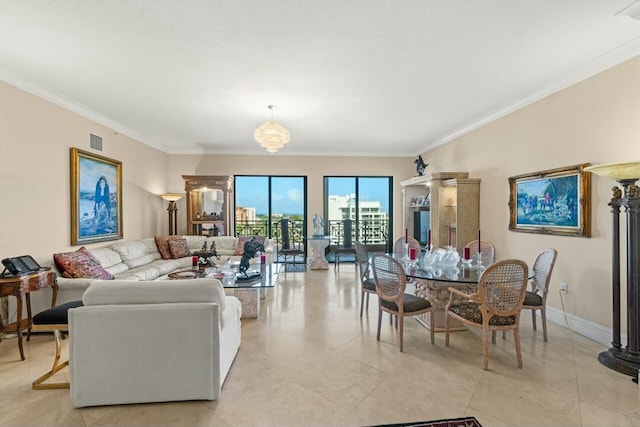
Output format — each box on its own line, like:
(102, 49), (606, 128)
(68, 278), (241, 407)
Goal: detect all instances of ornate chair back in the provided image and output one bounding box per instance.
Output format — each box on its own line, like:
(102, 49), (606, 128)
(393, 237), (421, 257)
(478, 259), (528, 316)
(355, 241), (370, 283)
(531, 248), (557, 296)
(371, 254), (406, 305)
(465, 240), (496, 265)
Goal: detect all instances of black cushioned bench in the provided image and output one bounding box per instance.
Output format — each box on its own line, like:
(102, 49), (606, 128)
(31, 300), (83, 390)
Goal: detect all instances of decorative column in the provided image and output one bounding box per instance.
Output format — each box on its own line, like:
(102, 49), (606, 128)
(585, 162), (640, 383)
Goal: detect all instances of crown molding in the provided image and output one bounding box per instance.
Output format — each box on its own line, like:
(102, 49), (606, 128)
(0, 65), (168, 153)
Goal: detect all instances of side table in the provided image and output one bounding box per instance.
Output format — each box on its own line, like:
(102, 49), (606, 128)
(308, 236), (330, 270)
(0, 270), (58, 360)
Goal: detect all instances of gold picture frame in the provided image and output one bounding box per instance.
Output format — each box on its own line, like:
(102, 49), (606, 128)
(70, 148), (123, 245)
(508, 163), (591, 237)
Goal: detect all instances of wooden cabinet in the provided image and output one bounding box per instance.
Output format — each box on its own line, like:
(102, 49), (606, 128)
(183, 175), (234, 236)
(401, 172), (480, 251)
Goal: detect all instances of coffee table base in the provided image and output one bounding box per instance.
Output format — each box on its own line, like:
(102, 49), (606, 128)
(225, 288), (263, 319)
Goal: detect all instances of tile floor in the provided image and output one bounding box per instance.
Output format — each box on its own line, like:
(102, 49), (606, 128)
(0, 266), (639, 427)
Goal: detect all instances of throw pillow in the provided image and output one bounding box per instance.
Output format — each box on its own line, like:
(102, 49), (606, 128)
(234, 236), (266, 256)
(168, 237), (191, 259)
(155, 235), (180, 260)
(53, 247), (114, 280)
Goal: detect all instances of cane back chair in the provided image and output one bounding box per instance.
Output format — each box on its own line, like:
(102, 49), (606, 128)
(371, 254), (434, 352)
(445, 259), (528, 370)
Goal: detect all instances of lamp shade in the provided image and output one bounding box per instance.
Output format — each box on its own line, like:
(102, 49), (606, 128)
(584, 162), (640, 181)
(160, 193), (185, 202)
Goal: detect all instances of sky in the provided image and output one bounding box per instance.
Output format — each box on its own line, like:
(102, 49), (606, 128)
(235, 176), (390, 215)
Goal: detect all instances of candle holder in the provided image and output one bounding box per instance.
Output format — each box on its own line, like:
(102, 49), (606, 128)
(403, 243), (410, 262)
(475, 251), (484, 269)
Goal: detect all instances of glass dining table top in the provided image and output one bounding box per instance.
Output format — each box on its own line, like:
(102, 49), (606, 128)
(386, 254), (534, 283)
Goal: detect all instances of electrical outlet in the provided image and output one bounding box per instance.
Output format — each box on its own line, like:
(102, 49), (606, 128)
(560, 282), (568, 293)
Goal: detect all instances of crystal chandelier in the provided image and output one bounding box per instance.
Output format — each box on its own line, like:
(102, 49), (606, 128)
(254, 105), (290, 154)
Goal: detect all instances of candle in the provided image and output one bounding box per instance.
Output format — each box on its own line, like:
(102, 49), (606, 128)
(260, 253), (266, 264)
(478, 229), (481, 254)
(463, 247), (471, 260)
(192, 255), (198, 267)
(405, 227), (408, 243)
(427, 229), (431, 248)
(409, 247), (416, 260)
(448, 226), (451, 247)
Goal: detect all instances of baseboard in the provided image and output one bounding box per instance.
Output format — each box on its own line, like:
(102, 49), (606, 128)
(545, 305), (624, 348)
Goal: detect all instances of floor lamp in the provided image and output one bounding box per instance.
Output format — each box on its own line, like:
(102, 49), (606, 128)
(585, 162), (640, 383)
(160, 193), (184, 235)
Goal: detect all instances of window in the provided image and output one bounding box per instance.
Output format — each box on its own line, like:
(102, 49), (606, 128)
(324, 176), (392, 252)
(235, 175), (307, 261)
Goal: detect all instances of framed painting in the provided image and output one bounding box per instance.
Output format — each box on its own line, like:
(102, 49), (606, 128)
(508, 163), (591, 237)
(70, 148), (123, 245)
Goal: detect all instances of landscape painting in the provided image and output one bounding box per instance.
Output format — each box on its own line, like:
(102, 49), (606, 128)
(70, 147), (123, 245)
(508, 163), (590, 237)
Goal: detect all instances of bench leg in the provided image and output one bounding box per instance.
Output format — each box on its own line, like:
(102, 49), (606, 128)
(32, 329), (70, 390)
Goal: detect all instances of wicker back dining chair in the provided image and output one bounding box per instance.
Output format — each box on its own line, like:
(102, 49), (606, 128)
(355, 241), (376, 317)
(522, 248), (557, 342)
(371, 254), (434, 351)
(464, 240), (496, 266)
(393, 237), (422, 258)
(445, 259), (528, 370)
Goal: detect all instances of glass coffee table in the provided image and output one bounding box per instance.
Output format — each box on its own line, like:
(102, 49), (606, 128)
(222, 263), (280, 319)
(169, 263), (280, 319)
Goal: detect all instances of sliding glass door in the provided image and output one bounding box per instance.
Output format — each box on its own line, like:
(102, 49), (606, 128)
(235, 175), (307, 261)
(324, 176), (392, 252)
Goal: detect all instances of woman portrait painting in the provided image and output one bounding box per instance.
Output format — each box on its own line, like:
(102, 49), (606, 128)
(73, 148), (122, 244)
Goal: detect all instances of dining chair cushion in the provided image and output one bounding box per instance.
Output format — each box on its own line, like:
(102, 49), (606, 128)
(523, 291), (543, 307)
(449, 302), (516, 326)
(381, 294), (431, 313)
(363, 278), (376, 291)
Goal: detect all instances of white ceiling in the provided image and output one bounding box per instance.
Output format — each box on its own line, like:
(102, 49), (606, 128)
(1, 1), (639, 156)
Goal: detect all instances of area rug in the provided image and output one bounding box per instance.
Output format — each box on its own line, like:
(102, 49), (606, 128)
(368, 416), (482, 427)
(284, 263), (307, 272)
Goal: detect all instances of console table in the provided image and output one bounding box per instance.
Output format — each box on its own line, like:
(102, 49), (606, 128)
(0, 270), (58, 360)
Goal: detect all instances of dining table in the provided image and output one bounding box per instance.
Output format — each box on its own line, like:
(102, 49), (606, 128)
(396, 254), (534, 331)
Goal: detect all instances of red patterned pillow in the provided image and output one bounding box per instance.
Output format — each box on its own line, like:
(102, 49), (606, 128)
(234, 236), (266, 255)
(155, 235), (181, 260)
(53, 247), (114, 280)
(169, 238), (191, 258)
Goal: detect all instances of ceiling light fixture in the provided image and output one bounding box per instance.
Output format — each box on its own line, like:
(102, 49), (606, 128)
(254, 105), (290, 154)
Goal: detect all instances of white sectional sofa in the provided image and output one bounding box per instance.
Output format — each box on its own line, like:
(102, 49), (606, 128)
(69, 278), (241, 406)
(19, 235), (275, 318)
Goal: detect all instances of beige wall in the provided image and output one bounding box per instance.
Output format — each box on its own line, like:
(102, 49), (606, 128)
(422, 57), (640, 328)
(0, 81), (170, 262)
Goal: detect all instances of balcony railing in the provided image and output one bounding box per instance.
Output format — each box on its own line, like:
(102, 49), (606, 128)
(235, 218), (392, 256)
(327, 219), (390, 251)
